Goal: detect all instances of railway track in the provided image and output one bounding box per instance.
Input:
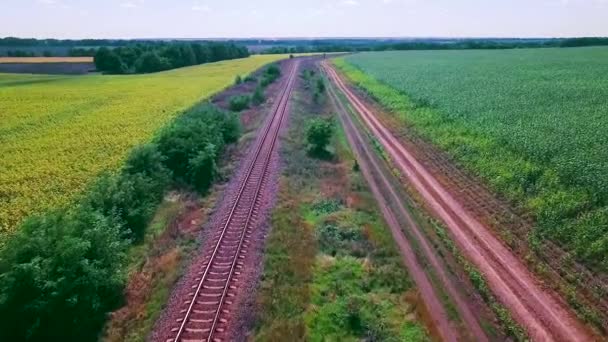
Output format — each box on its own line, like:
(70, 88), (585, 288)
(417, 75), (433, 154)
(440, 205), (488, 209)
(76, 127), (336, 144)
(166, 60), (299, 342)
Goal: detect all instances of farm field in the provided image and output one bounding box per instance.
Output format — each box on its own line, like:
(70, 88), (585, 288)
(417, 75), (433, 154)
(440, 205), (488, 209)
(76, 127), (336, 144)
(0, 57), (93, 63)
(337, 47), (608, 270)
(0, 54), (286, 236)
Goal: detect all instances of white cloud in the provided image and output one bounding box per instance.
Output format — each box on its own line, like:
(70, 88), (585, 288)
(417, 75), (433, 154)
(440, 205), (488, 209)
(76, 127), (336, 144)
(120, 0), (144, 8)
(192, 3), (211, 12)
(340, 0), (359, 6)
(37, 0), (57, 5)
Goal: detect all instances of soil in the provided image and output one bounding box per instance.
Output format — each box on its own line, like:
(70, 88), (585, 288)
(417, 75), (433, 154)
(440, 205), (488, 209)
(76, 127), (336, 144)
(325, 62), (599, 341)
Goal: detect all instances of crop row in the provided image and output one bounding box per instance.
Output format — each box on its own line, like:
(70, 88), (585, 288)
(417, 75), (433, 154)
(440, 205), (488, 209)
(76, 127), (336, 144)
(0, 55), (285, 237)
(337, 47), (608, 271)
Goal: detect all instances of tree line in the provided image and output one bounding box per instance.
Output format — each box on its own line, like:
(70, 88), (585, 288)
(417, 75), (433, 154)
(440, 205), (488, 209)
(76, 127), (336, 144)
(94, 42), (249, 74)
(260, 37), (608, 54)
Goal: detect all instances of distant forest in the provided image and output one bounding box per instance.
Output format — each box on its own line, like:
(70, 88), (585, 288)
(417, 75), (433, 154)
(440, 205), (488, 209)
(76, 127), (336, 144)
(256, 37), (608, 53)
(93, 42), (249, 74)
(1, 36), (607, 61)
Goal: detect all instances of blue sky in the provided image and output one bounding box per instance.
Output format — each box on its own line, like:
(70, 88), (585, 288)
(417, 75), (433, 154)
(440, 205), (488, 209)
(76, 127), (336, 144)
(2, 0), (607, 39)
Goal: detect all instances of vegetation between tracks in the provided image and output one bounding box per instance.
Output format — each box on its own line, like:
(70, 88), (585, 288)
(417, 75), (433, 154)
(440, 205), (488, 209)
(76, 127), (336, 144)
(0, 54), (285, 237)
(335, 48), (608, 271)
(253, 69), (427, 341)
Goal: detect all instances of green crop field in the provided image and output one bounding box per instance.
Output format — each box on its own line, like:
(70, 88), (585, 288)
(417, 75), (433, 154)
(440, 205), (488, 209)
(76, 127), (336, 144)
(336, 47), (608, 270)
(0, 54), (285, 236)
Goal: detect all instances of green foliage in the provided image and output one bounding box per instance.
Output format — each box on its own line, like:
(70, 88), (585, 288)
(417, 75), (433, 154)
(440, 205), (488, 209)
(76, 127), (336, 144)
(94, 47), (126, 74)
(0, 209), (127, 341)
(243, 74), (256, 83)
(234, 74), (242, 85)
(316, 223), (367, 257)
(94, 42), (250, 74)
(260, 64), (281, 87)
(81, 144), (172, 242)
(0, 103), (240, 340)
(306, 117), (334, 155)
(251, 85), (265, 105)
(306, 209), (423, 341)
(187, 144), (218, 192)
(315, 77), (325, 94)
(253, 84), (425, 341)
(337, 48), (608, 270)
(134, 52), (171, 73)
(228, 95), (250, 112)
(311, 199), (342, 215)
(157, 104), (239, 192)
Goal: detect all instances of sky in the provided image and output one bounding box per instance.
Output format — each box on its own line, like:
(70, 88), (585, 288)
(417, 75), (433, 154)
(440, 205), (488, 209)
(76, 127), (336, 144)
(1, 0), (607, 39)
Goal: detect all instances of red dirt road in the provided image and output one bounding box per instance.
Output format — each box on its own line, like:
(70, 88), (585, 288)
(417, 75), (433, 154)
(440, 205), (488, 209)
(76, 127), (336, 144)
(326, 72), (488, 342)
(324, 62), (595, 342)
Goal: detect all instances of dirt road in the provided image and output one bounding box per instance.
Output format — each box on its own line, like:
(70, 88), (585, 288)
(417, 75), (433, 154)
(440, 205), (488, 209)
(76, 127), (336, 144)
(325, 67), (489, 342)
(323, 61), (595, 342)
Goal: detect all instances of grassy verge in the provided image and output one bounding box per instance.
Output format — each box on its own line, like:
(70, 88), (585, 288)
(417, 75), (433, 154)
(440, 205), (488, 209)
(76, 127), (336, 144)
(103, 195), (199, 342)
(253, 70), (428, 341)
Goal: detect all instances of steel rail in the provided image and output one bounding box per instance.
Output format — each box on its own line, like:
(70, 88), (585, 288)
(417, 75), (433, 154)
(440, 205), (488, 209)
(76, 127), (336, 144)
(170, 60), (299, 342)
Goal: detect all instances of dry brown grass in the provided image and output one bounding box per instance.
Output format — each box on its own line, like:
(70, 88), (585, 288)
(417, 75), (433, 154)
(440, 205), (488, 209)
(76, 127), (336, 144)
(0, 57), (93, 63)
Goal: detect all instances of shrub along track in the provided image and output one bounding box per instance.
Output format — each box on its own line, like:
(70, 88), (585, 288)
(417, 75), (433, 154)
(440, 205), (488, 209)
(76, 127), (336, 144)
(153, 59), (299, 342)
(323, 61), (597, 341)
(324, 63), (489, 342)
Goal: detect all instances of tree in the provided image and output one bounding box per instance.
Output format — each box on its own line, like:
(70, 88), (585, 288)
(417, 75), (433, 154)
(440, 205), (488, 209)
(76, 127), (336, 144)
(306, 118), (334, 156)
(179, 44), (197, 66)
(0, 209), (127, 341)
(134, 52), (170, 73)
(191, 43), (210, 64)
(94, 47), (126, 74)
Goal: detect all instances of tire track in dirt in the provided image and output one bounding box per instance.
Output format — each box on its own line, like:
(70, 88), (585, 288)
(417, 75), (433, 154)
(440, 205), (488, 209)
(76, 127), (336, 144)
(323, 61), (595, 342)
(325, 68), (489, 342)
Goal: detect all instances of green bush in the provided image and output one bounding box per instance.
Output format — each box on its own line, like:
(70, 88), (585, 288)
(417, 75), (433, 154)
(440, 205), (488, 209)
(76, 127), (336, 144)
(157, 104), (239, 191)
(316, 223), (366, 257)
(187, 144), (218, 192)
(0, 209), (127, 341)
(234, 75), (242, 85)
(260, 64), (281, 87)
(228, 95), (250, 112)
(306, 118), (334, 156)
(316, 77), (326, 94)
(252, 86), (265, 105)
